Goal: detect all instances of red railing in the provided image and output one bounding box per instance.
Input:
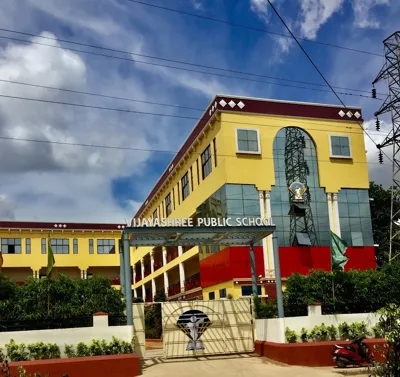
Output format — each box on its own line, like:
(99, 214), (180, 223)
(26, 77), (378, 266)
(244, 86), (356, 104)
(184, 273), (201, 291)
(168, 282), (181, 297)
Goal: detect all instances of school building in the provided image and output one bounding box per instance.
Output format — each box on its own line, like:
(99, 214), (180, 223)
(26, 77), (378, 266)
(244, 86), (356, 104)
(130, 95), (376, 302)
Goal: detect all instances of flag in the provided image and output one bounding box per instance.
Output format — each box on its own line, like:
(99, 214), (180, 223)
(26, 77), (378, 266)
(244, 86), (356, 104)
(47, 238), (55, 278)
(331, 231), (348, 270)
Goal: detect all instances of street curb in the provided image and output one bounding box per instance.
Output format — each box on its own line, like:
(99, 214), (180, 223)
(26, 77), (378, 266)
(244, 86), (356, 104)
(333, 367), (371, 376)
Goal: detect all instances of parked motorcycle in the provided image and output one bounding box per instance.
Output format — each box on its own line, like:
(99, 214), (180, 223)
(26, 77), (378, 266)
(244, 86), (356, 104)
(332, 336), (373, 368)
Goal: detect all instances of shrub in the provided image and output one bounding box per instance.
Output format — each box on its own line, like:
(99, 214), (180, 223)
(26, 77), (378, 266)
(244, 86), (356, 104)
(5, 340), (29, 362)
(64, 344), (76, 358)
(349, 321), (371, 339)
(27, 342), (60, 360)
(372, 323), (385, 339)
(338, 322), (351, 340)
(327, 324), (338, 340)
(300, 328), (308, 343)
(284, 327), (297, 343)
(0, 348), (4, 363)
(76, 342), (90, 358)
(309, 323), (329, 342)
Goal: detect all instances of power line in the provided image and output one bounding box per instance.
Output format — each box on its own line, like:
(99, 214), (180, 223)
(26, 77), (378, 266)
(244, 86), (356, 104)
(0, 135), (387, 166)
(0, 28), (386, 96)
(0, 35), (384, 101)
(125, 0), (383, 58)
(0, 91), (386, 134)
(265, 0), (391, 164)
(0, 78), (203, 112)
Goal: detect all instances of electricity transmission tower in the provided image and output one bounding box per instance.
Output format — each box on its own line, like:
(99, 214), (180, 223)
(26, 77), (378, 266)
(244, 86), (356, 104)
(373, 31), (400, 262)
(284, 127), (318, 246)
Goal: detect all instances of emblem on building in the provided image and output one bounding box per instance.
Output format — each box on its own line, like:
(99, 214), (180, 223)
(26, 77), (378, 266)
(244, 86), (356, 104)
(288, 181), (307, 202)
(176, 310), (212, 351)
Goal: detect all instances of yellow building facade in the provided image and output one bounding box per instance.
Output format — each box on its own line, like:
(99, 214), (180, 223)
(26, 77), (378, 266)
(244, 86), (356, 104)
(0, 221), (126, 285)
(130, 95), (374, 302)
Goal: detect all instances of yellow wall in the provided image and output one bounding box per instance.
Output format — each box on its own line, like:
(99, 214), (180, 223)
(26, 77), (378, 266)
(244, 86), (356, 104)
(220, 113), (369, 192)
(0, 229), (122, 273)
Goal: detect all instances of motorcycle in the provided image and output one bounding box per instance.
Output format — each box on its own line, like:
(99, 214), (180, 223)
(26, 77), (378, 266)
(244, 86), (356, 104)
(332, 336), (374, 368)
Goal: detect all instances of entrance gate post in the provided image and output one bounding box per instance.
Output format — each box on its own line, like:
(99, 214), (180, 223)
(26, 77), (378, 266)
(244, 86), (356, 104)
(249, 243), (258, 296)
(123, 232), (133, 326)
(272, 233), (284, 318)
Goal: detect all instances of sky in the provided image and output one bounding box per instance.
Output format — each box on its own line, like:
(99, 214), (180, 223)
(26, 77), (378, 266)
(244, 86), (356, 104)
(0, 0), (397, 223)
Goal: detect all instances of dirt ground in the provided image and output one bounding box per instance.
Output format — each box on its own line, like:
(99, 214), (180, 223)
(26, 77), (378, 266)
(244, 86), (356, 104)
(142, 354), (352, 377)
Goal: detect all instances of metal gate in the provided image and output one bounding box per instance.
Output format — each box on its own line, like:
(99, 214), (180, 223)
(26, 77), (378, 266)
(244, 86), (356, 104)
(162, 299), (254, 359)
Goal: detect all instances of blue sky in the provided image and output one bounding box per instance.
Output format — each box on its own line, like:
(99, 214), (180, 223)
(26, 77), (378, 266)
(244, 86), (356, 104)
(0, 0), (397, 222)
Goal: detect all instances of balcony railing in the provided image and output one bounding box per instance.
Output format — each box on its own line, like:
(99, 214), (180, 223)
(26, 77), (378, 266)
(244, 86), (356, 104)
(168, 282), (181, 297)
(184, 273), (201, 292)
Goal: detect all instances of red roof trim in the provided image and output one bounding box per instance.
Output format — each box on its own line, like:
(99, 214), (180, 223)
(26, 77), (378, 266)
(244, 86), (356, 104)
(134, 95), (363, 219)
(0, 221), (126, 231)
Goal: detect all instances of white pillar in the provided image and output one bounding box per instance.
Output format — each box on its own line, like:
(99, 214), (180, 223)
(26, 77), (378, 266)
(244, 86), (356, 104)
(178, 246), (183, 257)
(162, 247), (167, 266)
(327, 193), (335, 233)
(265, 192), (275, 277)
(80, 270), (84, 279)
(259, 191), (268, 278)
(179, 263), (185, 292)
(150, 251), (155, 274)
(133, 288), (137, 298)
(164, 271), (169, 296)
(332, 193), (341, 237)
(142, 284), (146, 301)
(141, 258), (145, 280)
(151, 279), (156, 301)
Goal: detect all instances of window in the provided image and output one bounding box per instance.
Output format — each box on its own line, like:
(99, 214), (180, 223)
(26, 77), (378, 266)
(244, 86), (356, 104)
(153, 208), (158, 220)
(26, 238), (31, 254)
(41, 238), (46, 254)
(209, 291), (215, 300)
(50, 239), (69, 254)
(181, 172), (190, 201)
(190, 166), (194, 191)
(196, 159), (200, 185)
(213, 138), (217, 167)
(97, 239), (115, 254)
(219, 288), (226, 298)
(201, 145), (212, 180)
(241, 285), (261, 296)
(236, 129), (261, 154)
(1, 238), (21, 254)
(89, 239), (94, 254)
(165, 193), (172, 216)
(329, 135), (352, 158)
(73, 239), (78, 254)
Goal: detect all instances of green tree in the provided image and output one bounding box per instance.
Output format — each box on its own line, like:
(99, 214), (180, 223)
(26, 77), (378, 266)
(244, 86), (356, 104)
(369, 181), (400, 266)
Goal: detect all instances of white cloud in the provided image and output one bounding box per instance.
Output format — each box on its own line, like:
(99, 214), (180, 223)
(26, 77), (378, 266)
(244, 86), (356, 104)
(250, 0), (270, 19)
(351, 0), (389, 29)
(299, 0), (344, 39)
(0, 194), (15, 220)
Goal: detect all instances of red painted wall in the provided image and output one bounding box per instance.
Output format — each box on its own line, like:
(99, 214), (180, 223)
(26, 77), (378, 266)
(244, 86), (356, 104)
(255, 339), (386, 366)
(9, 354), (141, 377)
(200, 246), (264, 288)
(278, 246), (332, 278)
(200, 245), (376, 288)
(345, 246), (377, 271)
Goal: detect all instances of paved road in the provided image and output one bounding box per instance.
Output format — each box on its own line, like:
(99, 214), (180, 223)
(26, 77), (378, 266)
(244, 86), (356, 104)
(143, 354), (343, 377)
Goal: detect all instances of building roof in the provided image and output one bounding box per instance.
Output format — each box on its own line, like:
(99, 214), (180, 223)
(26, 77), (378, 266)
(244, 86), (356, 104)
(134, 95), (363, 219)
(0, 221), (126, 231)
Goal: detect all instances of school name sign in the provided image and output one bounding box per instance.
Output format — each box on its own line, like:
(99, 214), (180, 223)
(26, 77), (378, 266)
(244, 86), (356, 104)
(131, 217), (272, 227)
